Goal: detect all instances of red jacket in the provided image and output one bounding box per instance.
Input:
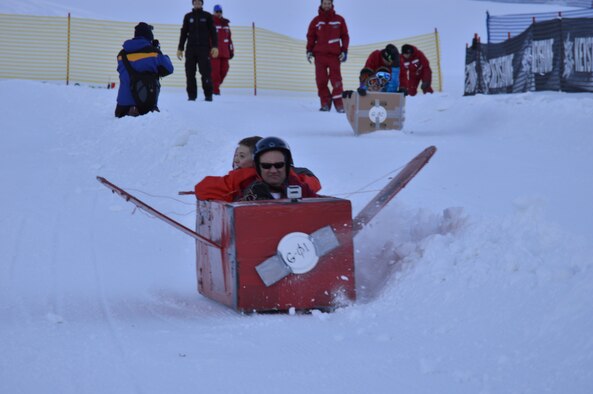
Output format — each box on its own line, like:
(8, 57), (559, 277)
(195, 168), (321, 202)
(400, 45), (432, 86)
(306, 6), (349, 56)
(213, 15), (233, 59)
(364, 50), (386, 71)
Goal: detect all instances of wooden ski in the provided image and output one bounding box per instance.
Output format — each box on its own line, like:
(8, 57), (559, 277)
(96, 176), (222, 249)
(352, 146), (437, 237)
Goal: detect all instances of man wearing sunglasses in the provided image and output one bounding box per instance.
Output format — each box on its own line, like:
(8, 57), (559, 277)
(243, 137), (319, 201)
(195, 137), (318, 202)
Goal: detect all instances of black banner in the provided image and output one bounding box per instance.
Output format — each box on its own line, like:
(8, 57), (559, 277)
(465, 17), (593, 95)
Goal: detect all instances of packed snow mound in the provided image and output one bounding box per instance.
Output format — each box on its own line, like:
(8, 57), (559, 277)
(1, 63), (593, 393)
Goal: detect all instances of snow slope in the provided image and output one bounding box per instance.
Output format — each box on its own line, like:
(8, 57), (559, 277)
(1, 1), (592, 393)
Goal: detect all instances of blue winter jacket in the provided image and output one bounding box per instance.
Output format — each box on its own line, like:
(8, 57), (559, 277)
(116, 37), (174, 106)
(383, 66), (400, 93)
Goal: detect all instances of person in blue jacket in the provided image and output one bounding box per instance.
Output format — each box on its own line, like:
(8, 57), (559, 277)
(115, 22), (174, 118)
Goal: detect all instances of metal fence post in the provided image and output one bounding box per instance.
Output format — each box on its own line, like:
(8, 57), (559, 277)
(66, 12), (71, 85)
(434, 28), (443, 92)
(252, 22), (257, 96)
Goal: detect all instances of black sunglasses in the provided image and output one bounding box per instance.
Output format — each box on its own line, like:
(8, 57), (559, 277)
(260, 161), (285, 169)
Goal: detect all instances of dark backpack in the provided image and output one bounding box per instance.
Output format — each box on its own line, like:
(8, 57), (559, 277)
(120, 51), (160, 115)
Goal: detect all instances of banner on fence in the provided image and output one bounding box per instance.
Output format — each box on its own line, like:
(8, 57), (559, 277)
(486, 7), (593, 44)
(465, 17), (593, 95)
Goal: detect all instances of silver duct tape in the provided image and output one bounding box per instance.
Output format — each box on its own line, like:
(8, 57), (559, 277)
(310, 225), (340, 256)
(255, 225), (340, 287)
(255, 255), (292, 287)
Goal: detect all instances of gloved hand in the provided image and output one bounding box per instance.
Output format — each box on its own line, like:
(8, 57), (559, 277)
(398, 87), (408, 96)
(339, 51), (347, 63)
(356, 87), (367, 96)
(211, 47), (219, 58)
(342, 90), (354, 99)
(152, 39), (160, 49)
(307, 52), (313, 64)
(359, 67), (373, 84)
(421, 81), (433, 94)
(177, 50), (184, 61)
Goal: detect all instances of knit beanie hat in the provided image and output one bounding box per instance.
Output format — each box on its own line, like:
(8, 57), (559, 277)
(381, 44), (399, 62)
(134, 22), (154, 41)
(402, 44), (414, 55)
(214, 4), (222, 12)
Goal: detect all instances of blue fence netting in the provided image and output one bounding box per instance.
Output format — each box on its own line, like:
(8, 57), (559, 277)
(486, 7), (593, 43)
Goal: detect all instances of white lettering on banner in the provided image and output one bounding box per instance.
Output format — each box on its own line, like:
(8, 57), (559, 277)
(575, 37), (593, 72)
(488, 55), (514, 89)
(464, 61), (478, 93)
(532, 39), (554, 74)
(563, 37), (575, 78)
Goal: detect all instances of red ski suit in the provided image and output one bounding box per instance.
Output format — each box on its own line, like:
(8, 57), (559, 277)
(364, 49), (401, 74)
(212, 15), (233, 95)
(195, 168), (321, 202)
(400, 45), (432, 96)
(306, 6), (349, 109)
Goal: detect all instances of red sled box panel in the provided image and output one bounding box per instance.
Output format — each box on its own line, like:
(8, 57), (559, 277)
(196, 198), (356, 313)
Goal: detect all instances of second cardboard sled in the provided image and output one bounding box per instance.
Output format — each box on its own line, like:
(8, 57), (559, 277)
(344, 91), (405, 135)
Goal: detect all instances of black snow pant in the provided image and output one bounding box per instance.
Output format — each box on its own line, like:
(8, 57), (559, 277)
(185, 47), (213, 100)
(114, 104), (158, 118)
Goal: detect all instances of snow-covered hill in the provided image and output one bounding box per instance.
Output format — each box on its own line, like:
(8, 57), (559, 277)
(1, 1), (592, 393)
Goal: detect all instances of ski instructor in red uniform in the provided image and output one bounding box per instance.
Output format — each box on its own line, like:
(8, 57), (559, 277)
(306, 0), (349, 113)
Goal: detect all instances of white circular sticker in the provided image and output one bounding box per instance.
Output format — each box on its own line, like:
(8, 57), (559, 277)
(277, 232), (319, 274)
(369, 105), (387, 123)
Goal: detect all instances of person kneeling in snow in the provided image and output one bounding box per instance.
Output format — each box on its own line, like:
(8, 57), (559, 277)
(400, 44), (433, 96)
(342, 44), (401, 99)
(195, 137), (319, 202)
(360, 43), (401, 93)
(115, 22), (174, 118)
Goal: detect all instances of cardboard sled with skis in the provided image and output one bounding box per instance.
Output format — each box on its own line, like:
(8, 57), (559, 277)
(97, 146), (436, 313)
(343, 91), (406, 136)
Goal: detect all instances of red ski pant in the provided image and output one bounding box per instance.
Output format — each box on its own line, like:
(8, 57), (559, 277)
(401, 70), (421, 96)
(211, 57), (230, 94)
(314, 53), (343, 108)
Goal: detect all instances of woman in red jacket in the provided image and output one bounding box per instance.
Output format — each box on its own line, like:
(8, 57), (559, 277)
(212, 4), (233, 95)
(400, 44), (434, 96)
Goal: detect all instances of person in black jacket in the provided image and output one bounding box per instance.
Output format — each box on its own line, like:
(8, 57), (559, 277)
(177, 0), (219, 102)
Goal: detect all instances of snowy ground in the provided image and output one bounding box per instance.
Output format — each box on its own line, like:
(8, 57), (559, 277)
(1, 1), (593, 393)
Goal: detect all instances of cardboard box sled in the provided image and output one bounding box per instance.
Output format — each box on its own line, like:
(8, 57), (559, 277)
(344, 91), (405, 135)
(195, 197), (356, 313)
